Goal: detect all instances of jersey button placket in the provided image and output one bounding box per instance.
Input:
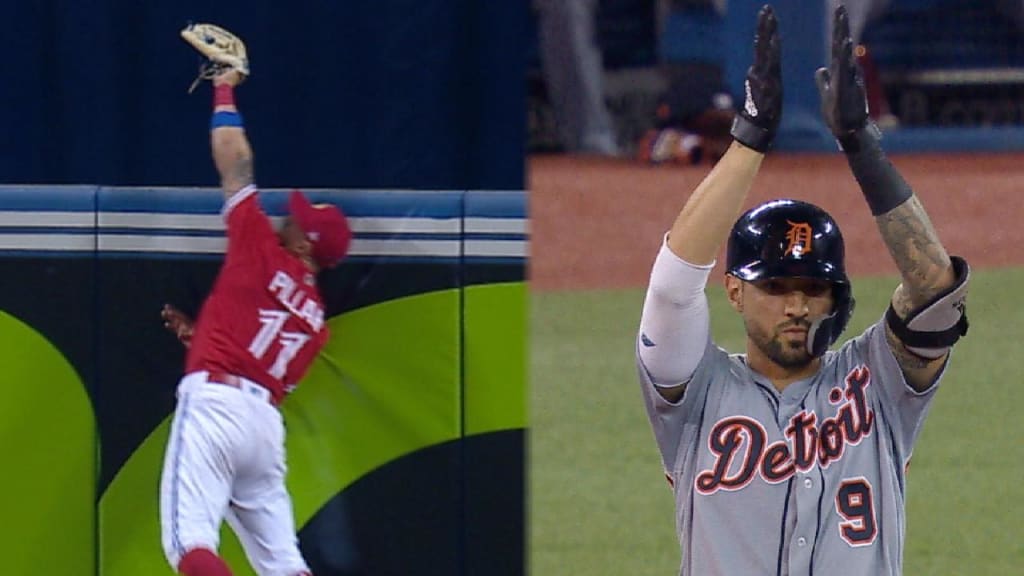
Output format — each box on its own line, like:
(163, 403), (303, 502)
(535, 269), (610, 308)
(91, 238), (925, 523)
(789, 471), (820, 574)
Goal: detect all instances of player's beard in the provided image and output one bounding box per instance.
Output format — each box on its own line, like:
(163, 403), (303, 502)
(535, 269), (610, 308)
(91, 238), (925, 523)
(745, 318), (814, 369)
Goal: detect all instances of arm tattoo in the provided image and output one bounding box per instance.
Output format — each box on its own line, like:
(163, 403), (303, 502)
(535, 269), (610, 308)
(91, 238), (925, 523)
(884, 323), (932, 370)
(884, 317), (945, 392)
(874, 196), (953, 311)
(232, 154), (254, 187)
(876, 196), (954, 389)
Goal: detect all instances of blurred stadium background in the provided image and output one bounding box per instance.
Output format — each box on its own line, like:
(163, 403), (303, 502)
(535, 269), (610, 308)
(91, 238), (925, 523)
(529, 0), (1024, 155)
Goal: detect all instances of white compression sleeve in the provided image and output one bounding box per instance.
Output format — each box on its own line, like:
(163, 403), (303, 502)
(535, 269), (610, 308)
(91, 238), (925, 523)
(638, 237), (714, 387)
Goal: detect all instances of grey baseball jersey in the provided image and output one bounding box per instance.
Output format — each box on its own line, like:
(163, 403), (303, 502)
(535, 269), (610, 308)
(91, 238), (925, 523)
(637, 319), (945, 576)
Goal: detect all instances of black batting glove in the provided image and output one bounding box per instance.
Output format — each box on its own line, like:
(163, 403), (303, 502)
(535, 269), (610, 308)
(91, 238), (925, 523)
(730, 5), (782, 153)
(814, 5), (878, 153)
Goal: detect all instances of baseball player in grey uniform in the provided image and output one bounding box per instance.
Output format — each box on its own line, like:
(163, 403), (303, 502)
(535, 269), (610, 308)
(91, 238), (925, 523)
(635, 5), (970, 575)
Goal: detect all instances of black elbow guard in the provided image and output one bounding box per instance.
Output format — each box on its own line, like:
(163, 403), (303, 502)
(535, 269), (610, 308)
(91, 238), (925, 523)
(885, 256), (970, 358)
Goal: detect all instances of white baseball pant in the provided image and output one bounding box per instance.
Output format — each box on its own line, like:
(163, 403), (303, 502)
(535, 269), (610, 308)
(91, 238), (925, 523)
(159, 371), (310, 575)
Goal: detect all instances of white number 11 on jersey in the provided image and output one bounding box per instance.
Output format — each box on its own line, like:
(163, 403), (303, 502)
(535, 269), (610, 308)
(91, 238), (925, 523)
(248, 309), (311, 379)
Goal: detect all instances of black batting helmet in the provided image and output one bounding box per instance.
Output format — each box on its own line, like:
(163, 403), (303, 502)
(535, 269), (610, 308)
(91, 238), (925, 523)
(726, 199), (855, 356)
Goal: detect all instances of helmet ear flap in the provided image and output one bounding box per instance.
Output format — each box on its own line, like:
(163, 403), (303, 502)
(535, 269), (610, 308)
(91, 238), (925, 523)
(807, 315), (834, 357)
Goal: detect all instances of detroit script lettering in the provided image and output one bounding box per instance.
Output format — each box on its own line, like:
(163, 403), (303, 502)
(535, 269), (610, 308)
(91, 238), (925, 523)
(696, 366), (874, 493)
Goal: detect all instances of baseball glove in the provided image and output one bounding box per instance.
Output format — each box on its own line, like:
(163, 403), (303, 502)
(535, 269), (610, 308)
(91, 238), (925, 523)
(180, 22), (250, 93)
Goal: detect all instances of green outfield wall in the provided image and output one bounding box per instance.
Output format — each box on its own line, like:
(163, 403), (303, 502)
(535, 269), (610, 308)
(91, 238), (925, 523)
(0, 186), (526, 576)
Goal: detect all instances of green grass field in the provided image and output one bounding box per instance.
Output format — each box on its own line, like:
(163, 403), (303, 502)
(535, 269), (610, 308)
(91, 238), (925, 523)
(530, 268), (1024, 575)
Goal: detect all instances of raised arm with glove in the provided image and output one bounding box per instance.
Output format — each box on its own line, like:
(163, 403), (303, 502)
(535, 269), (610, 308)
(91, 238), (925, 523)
(815, 4), (969, 392)
(640, 5), (784, 404)
(180, 23), (250, 93)
(665, 4), (782, 266)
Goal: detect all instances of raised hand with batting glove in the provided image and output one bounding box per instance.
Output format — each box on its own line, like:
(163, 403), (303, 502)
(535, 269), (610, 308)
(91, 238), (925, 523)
(814, 4), (876, 153)
(730, 5), (782, 153)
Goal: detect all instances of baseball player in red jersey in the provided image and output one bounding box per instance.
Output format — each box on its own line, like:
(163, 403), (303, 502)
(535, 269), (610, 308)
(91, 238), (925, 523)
(157, 65), (351, 576)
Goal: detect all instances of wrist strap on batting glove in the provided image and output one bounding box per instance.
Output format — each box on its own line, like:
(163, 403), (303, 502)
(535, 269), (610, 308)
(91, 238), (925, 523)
(842, 123), (913, 216)
(730, 114), (773, 153)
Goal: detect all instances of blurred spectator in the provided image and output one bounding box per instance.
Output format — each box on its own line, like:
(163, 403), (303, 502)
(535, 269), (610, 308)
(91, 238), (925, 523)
(534, 0), (621, 156)
(639, 0), (736, 165)
(637, 61), (735, 164)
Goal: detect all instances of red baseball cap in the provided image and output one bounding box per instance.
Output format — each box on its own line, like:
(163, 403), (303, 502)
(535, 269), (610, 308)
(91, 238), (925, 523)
(288, 190), (352, 269)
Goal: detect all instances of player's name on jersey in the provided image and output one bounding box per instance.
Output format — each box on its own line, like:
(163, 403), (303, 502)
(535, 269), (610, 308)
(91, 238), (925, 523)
(269, 271), (324, 332)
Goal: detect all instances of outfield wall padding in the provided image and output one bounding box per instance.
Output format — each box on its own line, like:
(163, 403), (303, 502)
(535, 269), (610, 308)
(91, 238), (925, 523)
(0, 186), (526, 576)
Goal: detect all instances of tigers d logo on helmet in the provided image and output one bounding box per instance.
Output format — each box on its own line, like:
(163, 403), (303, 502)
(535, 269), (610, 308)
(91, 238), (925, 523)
(784, 220), (814, 257)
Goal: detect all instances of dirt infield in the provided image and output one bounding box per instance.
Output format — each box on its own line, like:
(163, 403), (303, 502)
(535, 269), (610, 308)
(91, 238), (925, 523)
(529, 151), (1024, 291)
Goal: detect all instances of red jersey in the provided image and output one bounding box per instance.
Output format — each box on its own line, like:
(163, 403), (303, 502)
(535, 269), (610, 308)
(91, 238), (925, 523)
(186, 186), (330, 403)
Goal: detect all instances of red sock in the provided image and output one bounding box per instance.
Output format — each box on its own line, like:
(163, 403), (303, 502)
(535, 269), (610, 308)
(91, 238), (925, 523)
(178, 548), (234, 576)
